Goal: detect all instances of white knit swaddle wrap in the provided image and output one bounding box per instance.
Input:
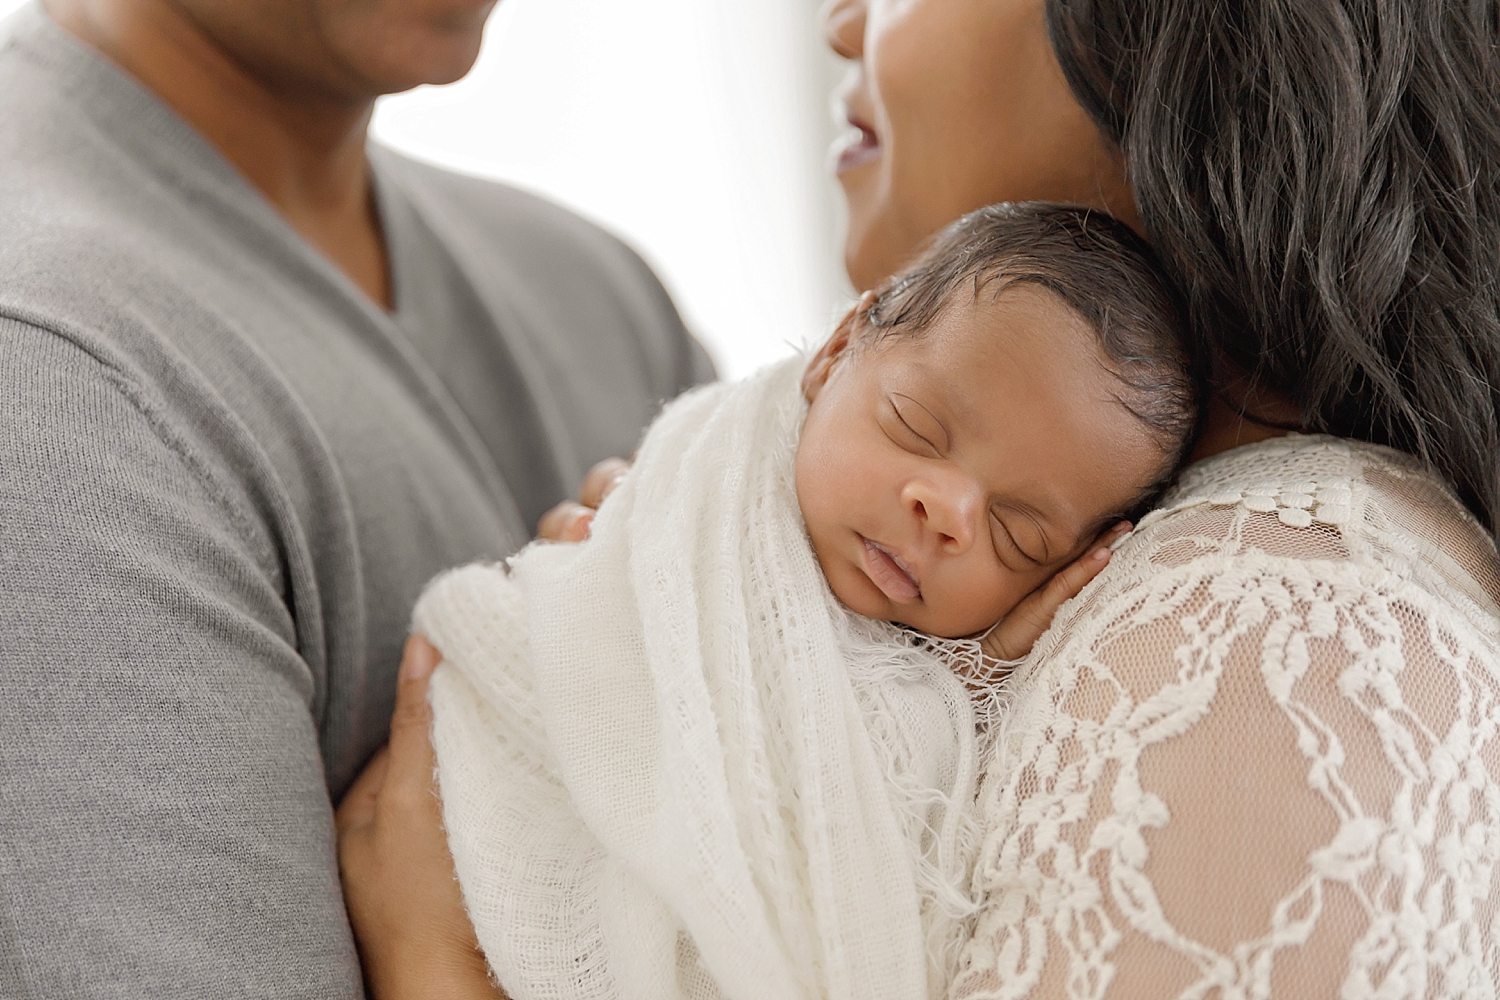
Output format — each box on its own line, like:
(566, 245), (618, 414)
(414, 357), (985, 1000)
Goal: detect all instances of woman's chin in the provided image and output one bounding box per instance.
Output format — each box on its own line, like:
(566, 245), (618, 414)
(841, 228), (891, 295)
(838, 201), (919, 293)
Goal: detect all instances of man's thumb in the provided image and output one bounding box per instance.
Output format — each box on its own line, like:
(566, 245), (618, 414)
(387, 634), (440, 779)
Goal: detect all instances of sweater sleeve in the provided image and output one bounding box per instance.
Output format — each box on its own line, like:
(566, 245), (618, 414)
(0, 318), (364, 999)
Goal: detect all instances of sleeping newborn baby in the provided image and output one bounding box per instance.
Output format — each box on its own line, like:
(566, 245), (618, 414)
(413, 204), (1196, 1000)
(797, 207), (1192, 661)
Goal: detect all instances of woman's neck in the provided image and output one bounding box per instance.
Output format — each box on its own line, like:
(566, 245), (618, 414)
(1189, 396), (1292, 462)
(1189, 372), (1304, 464)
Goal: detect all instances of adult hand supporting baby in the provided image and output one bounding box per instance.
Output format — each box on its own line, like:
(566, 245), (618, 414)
(536, 457), (631, 541)
(335, 636), (502, 1000)
(337, 458), (632, 996)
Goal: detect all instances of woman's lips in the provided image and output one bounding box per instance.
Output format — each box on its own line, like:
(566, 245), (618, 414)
(834, 116), (881, 175)
(861, 537), (921, 604)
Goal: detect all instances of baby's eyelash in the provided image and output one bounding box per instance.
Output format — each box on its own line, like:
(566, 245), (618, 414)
(890, 393), (950, 455)
(990, 512), (1042, 568)
(895, 411), (934, 449)
(882, 397), (940, 455)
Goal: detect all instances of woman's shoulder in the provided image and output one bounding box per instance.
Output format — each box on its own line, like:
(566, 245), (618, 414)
(958, 433), (1500, 1000)
(1009, 433), (1500, 701)
(1121, 432), (1500, 628)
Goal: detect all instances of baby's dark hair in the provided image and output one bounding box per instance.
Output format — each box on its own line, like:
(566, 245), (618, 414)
(856, 202), (1198, 507)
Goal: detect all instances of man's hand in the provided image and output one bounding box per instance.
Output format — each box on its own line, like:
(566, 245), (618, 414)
(981, 522), (1131, 662)
(336, 637), (502, 1000)
(535, 457), (631, 541)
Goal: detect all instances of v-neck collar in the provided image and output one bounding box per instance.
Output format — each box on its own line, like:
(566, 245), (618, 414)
(8, 5), (532, 541)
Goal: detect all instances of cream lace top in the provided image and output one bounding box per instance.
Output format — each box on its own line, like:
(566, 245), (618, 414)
(952, 434), (1500, 999)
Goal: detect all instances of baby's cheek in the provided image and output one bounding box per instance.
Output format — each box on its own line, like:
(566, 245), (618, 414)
(794, 442), (843, 569)
(924, 565), (1037, 638)
(793, 440), (826, 535)
(793, 417), (857, 538)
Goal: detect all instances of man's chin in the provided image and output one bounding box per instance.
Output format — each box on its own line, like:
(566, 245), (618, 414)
(352, 45), (484, 94)
(326, 13), (491, 95)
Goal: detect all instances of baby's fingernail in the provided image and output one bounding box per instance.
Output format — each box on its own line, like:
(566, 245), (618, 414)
(1093, 547), (1110, 561)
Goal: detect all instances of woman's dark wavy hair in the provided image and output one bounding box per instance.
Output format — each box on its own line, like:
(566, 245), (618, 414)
(1047, 0), (1500, 534)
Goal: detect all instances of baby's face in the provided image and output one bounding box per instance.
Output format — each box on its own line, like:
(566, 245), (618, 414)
(796, 284), (1166, 639)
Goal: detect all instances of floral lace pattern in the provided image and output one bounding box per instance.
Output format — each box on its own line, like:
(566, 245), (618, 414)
(952, 435), (1500, 1000)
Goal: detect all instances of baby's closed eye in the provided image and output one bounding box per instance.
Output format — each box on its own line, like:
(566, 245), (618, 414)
(880, 394), (947, 457)
(988, 507), (1047, 568)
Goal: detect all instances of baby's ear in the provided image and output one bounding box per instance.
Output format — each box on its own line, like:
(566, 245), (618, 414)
(803, 292), (873, 402)
(802, 322), (851, 402)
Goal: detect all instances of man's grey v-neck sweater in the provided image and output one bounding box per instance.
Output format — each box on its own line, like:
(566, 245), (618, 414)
(0, 7), (715, 997)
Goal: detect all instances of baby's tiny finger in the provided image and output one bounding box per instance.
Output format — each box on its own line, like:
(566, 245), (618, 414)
(599, 466), (630, 502)
(1049, 546), (1111, 604)
(1078, 544), (1113, 581)
(536, 502), (568, 540)
(559, 506), (594, 541)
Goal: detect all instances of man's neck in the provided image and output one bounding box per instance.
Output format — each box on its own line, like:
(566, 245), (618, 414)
(44, 0), (392, 309)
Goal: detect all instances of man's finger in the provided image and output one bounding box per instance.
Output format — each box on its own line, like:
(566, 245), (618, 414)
(537, 501), (594, 542)
(579, 457), (631, 508)
(385, 636), (440, 793)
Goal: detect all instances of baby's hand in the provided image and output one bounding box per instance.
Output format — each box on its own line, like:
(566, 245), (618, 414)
(981, 522), (1131, 662)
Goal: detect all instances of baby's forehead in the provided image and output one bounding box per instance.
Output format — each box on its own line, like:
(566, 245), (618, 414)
(899, 281), (1109, 382)
(943, 276), (1093, 335)
(871, 292), (1173, 539)
(854, 205), (1197, 528)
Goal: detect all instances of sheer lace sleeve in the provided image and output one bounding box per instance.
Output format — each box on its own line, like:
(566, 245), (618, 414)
(952, 437), (1500, 999)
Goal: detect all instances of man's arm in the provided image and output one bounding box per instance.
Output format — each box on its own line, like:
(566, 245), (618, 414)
(0, 319), (363, 998)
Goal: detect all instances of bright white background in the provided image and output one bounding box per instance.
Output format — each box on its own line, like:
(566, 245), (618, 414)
(1, 0), (851, 378)
(375, 0), (850, 378)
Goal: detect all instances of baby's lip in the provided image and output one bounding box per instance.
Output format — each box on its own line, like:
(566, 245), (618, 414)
(860, 536), (921, 604)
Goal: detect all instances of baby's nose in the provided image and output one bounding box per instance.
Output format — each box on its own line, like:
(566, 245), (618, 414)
(905, 479), (980, 553)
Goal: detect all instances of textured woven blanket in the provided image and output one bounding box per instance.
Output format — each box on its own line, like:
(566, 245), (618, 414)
(414, 357), (985, 1000)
